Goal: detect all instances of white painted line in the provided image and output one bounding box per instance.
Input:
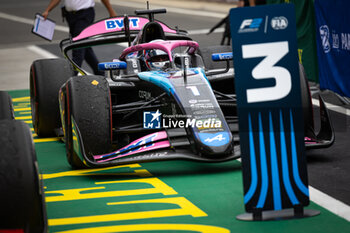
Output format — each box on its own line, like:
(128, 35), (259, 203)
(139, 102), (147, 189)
(27, 45), (58, 59)
(118, 42), (129, 48)
(157, 6), (226, 19)
(312, 98), (350, 116)
(0, 12), (69, 32)
(188, 28), (225, 35)
(309, 186), (350, 221)
(109, 1), (226, 18)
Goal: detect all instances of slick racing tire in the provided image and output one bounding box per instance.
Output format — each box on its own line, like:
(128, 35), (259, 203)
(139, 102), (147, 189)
(299, 62), (314, 135)
(30, 58), (74, 137)
(0, 120), (47, 233)
(62, 75), (112, 168)
(0, 91), (14, 120)
(198, 45), (233, 70)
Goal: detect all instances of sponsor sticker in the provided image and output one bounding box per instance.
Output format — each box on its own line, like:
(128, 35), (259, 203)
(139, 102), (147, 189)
(105, 18), (140, 30)
(238, 18), (263, 33)
(320, 25), (331, 53)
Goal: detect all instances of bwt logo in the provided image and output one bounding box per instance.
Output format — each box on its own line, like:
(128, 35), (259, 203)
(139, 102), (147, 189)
(271, 16), (288, 30)
(105, 18), (140, 30)
(143, 110), (162, 129)
(239, 18), (263, 33)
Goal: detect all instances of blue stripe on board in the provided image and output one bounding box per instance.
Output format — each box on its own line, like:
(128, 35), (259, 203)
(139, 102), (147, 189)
(35, 18), (40, 32)
(289, 110), (309, 197)
(244, 114), (258, 204)
(257, 112), (268, 208)
(269, 112), (282, 210)
(280, 110), (299, 205)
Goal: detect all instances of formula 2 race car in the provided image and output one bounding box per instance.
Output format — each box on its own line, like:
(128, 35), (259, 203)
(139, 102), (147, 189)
(30, 8), (334, 169)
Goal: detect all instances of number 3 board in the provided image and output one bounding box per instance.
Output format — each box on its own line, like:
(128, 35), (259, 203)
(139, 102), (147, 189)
(230, 4), (310, 213)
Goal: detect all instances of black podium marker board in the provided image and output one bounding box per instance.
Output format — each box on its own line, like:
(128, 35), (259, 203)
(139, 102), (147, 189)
(229, 4), (319, 220)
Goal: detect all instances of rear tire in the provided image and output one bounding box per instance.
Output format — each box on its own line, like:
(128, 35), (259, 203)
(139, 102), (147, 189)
(30, 58), (74, 137)
(63, 75), (112, 168)
(0, 91), (14, 120)
(299, 62), (314, 137)
(0, 120), (47, 232)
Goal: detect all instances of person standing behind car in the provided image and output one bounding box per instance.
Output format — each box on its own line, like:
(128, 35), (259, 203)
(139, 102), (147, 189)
(238, 0), (266, 7)
(42, 0), (117, 75)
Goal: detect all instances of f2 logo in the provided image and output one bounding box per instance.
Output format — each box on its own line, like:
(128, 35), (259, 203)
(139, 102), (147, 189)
(242, 41), (291, 103)
(240, 18), (263, 29)
(239, 18), (263, 33)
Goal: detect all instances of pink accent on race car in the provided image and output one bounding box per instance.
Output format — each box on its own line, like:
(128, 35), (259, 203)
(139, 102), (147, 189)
(304, 137), (317, 144)
(73, 17), (177, 41)
(93, 131), (170, 162)
(97, 141), (170, 163)
(119, 40), (199, 61)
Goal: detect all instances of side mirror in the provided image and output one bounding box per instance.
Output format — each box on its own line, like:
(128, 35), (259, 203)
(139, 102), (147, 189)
(98, 61), (127, 71)
(211, 52), (233, 61)
(205, 52), (233, 76)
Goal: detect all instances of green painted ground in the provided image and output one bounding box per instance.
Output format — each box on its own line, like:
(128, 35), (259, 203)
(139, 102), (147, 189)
(9, 90), (349, 233)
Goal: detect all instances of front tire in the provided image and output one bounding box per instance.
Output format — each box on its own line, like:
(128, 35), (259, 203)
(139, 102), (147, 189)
(62, 75), (112, 168)
(30, 58), (74, 137)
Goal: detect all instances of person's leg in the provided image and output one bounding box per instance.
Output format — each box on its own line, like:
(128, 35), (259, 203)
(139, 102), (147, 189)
(77, 8), (102, 75)
(65, 12), (86, 72)
(72, 49), (85, 71)
(84, 48), (103, 75)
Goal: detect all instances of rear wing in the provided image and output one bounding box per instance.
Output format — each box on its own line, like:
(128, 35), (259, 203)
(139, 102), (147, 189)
(73, 16), (180, 42)
(59, 16), (190, 74)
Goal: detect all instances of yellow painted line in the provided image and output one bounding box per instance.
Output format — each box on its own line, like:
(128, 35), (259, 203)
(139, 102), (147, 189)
(14, 107), (31, 111)
(12, 96), (30, 102)
(14, 103), (30, 107)
(19, 111), (32, 115)
(15, 116), (32, 120)
(34, 137), (61, 143)
(12, 96), (60, 143)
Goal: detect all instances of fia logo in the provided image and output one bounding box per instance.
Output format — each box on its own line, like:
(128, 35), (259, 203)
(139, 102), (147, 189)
(271, 16), (288, 30)
(320, 25), (331, 53)
(238, 18), (263, 33)
(143, 110), (162, 129)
